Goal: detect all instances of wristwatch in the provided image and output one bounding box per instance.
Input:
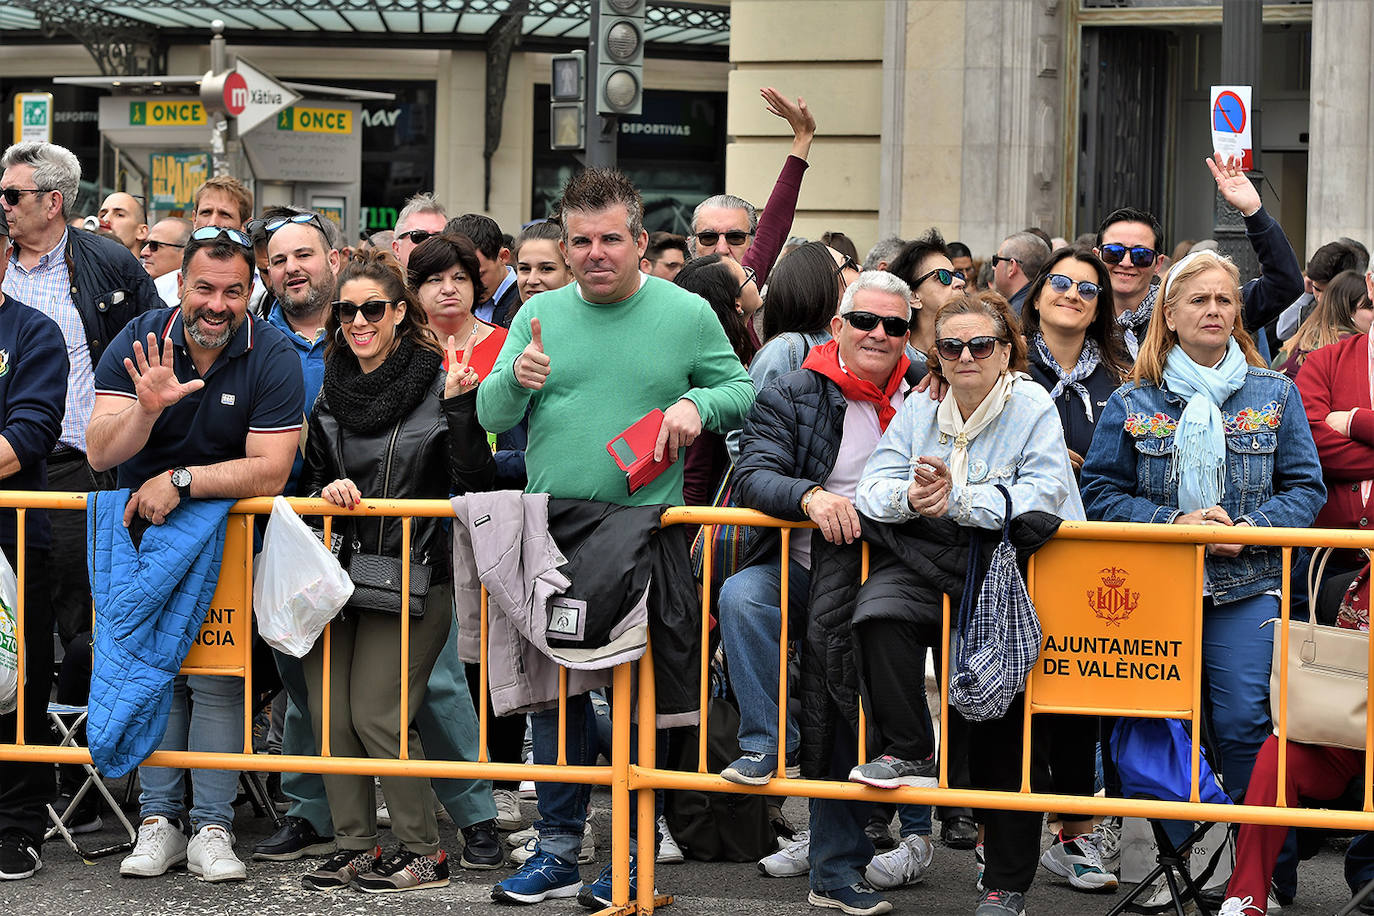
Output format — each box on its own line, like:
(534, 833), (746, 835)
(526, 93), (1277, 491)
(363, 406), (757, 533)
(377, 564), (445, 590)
(170, 466), (192, 500)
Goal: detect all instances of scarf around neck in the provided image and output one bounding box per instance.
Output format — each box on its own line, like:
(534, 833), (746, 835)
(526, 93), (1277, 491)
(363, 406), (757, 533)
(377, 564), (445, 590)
(801, 338), (910, 431)
(937, 370), (1023, 487)
(321, 335), (442, 434)
(1161, 337), (1248, 512)
(1032, 331), (1101, 422)
(1118, 282), (1158, 337)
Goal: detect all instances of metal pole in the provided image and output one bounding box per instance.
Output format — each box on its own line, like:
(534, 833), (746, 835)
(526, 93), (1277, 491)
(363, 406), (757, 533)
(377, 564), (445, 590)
(583, 2), (617, 170)
(1212, 0), (1262, 280)
(209, 19), (230, 177)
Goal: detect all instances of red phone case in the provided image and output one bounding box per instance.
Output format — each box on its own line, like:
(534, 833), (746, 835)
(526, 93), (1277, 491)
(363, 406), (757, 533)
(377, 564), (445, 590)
(607, 409), (675, 495)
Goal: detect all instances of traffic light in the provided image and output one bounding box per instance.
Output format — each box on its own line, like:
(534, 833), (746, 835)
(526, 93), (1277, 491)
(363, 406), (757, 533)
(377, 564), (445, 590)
(550, 51), (585, 150)
(596, 0), (644, 116)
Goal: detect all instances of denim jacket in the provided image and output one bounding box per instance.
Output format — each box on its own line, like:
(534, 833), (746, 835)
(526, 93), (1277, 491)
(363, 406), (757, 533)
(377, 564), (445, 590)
(1080, 366), (1325, 603)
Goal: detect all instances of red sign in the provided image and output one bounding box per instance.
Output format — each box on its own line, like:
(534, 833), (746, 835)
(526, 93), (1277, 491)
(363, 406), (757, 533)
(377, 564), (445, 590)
(222, 71), (249, 117)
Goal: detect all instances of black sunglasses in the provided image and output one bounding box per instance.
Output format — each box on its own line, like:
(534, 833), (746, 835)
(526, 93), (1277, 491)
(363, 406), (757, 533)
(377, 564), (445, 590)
(843, 310), (911, 337)
(333, 298), (396, 323)
(935, 335), (1006, 361)
(1098, 243), (1158, 268)
(188, 225), (252, 249)
(0, 187), (49, 206)
(914, 267), (964, 288)
(738, 265), (757, 295)
(1046, 273), (1101, 300)
(694, 229), (752, 248)
(142, 239), (185, 253)
(989, 255), (1020, 269)
(397, 228), (437, 244)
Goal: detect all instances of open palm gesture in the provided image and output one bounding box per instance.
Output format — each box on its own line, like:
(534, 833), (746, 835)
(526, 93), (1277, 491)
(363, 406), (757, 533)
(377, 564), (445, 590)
(123, 332), (204, 415)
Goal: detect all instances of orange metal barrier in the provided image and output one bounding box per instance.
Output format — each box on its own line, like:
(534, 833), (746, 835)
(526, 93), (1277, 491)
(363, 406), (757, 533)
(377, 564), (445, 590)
(5, 493), (1374, 915)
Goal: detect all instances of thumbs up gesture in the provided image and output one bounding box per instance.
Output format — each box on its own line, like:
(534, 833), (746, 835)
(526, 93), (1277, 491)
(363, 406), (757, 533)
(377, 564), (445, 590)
(515, 317), (552, 390)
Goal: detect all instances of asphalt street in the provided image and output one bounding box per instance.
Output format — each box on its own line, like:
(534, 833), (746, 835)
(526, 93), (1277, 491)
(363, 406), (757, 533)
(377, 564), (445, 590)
(1, 786), (1357, 915)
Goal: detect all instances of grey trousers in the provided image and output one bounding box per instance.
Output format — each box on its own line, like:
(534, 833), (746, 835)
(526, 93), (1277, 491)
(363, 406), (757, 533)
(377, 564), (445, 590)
(303, 584), (452, 853)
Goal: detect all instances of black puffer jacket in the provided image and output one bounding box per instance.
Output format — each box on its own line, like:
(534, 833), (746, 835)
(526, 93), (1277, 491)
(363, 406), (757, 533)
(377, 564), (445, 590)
(732, 361), (926, 569)
(300, 371), (495, 580)
(800, 511), (1062, 779)
(65, 228), (162, 370)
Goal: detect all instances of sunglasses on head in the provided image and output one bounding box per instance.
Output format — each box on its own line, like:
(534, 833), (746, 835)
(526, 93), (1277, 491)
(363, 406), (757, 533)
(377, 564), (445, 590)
(188, 225), (252, 250)
(1046, 273), (1101, 300)
(398, 228), (437, 244)
(694, 229), (752, 248)
(1098, 243), (1158, 267)
(914, 267), (964, 287)
(333, 298), (396, 323)
(142, 239), (185, 253)
(0, 187), (48, 206)
(843, 310), (911, 337)
(264, 212), (326, 236)
(935, 335), (1006, 361)
(738, 265), (757, 295)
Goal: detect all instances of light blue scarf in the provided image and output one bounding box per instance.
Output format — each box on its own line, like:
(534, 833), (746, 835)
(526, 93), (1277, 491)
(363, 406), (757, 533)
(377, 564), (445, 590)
(1161, 338), (1248, 512)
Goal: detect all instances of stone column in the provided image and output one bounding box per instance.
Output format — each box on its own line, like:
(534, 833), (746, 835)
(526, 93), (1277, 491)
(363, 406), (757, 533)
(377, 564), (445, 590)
(1306, 0), (1374, 258)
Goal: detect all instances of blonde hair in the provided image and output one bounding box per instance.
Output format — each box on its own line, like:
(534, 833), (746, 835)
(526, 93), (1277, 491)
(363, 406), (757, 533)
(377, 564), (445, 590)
(1131, 250), (1264, 385)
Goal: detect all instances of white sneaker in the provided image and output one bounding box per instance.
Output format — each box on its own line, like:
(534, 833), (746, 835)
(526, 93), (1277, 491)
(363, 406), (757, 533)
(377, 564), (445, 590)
(187, 825), (246, 883)
(758, 831), (809, 877)
(494, 789), (525, 832)
(518, 780), (537, 799)
(1039, 831), (1118, 892)
(656, 815), (684, 864)
(507, 824), (537, 848)
(120, 816), (187, 877)
(509, 825), (596, 865)
(1218, 897), (1265, 916)
(865, 834), (934, 890)
(1092, 816), (1122, 871)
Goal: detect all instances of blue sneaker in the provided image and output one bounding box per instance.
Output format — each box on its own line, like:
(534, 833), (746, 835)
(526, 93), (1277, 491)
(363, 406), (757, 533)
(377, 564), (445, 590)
(807, 883), (893, 915)
(721, 751), (779, 786)
(577, 859), (639, 909)
(491, 850), (581, 905)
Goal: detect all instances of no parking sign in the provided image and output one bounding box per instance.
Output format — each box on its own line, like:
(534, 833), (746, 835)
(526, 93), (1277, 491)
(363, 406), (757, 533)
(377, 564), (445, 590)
(1210, 84), (1252, 171)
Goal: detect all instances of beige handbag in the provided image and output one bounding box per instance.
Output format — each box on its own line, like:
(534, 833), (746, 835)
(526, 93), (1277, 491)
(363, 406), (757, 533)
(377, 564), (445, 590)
(1266, 547), (1371, 751)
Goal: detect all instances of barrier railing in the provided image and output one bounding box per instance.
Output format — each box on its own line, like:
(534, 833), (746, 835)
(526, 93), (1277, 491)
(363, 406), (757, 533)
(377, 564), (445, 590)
(4, 493), (1374, 915)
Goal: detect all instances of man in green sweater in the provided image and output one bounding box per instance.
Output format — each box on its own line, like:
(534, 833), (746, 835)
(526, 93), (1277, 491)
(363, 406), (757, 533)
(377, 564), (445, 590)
(480, 168), (753, 906)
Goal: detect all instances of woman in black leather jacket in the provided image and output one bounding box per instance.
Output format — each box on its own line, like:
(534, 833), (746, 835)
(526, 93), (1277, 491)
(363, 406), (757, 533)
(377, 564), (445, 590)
(297, 249), (494, 894)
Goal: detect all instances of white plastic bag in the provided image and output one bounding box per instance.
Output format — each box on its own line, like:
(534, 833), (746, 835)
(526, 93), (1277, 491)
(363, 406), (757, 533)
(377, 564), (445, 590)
(0, 546), (20, 715)
(252, 496), (353, 658)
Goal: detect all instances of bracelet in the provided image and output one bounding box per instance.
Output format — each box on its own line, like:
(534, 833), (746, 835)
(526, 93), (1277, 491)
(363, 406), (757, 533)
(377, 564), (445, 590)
(800, 486), (822, 516)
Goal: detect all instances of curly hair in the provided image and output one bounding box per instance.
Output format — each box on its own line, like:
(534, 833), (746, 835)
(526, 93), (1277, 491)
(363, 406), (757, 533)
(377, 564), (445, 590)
(326, 248), (442, 363)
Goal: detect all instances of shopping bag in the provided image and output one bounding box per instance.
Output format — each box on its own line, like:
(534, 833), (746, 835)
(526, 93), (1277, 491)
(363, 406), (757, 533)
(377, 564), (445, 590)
(0, 546), (17, 714)
(252, 495), (354, 657)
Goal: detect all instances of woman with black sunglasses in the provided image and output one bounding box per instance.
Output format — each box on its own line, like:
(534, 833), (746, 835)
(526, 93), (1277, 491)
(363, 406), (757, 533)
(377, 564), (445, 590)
(296, 249), (496, 894)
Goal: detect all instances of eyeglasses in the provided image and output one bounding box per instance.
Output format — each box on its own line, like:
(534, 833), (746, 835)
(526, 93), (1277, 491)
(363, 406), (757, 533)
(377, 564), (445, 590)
(397, 228), (437, 245)
(737, 265), (757, 295)
(1046, 273), (1101, 300)
(1098, 243), (1158, 268)
(914, 267), (964, 287)
(141, 239), (185, 254)
(843, 310), (911, 337)
(935, 335), (1007, 361)
(989, 255), (1020, 269)
(1, 187), (49, 206)
(188, 225), (252, 249)
(333, 298), (396, 323)
(694, 230), (753, 248)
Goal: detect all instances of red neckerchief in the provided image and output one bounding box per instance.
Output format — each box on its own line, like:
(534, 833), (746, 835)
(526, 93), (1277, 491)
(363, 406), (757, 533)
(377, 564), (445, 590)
(801, 338), (910, 432)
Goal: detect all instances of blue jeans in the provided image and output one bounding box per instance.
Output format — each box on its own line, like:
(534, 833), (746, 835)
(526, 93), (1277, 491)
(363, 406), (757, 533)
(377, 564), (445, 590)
(139, 674), (243, 832)
(1201, 592), (1278, 794)
(719, 560), (809, 756)
(274, 616), (496, 832)
(809, 722), (874, 893)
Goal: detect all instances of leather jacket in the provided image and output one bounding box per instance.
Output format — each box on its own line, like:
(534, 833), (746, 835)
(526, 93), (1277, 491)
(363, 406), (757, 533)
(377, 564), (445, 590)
(300, 369), (495, 579)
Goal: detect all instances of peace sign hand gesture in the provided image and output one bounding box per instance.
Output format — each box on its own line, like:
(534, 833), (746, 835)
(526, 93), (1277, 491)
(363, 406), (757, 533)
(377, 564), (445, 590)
(123, 332), (204, 417)
(444, 327), (482, 398)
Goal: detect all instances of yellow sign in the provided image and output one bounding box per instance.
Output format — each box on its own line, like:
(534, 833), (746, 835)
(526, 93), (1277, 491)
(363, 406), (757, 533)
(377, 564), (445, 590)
(182, 516), (250, 673)
(129, 100), (207, 127)
(276, 106), (352, 134)
(1029, 539), (1200, 715)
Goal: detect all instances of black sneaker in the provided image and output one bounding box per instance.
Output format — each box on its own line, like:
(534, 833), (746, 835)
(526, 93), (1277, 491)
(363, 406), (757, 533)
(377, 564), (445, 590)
(459, 820), (503, 870)
(301, 846), (380, 891)
(865, 816), (897, 852)
(0, 833), (42, 881)
(848, 754), (939, 789)
(253, 816), (336, 861)
(352, 848), (450, 894)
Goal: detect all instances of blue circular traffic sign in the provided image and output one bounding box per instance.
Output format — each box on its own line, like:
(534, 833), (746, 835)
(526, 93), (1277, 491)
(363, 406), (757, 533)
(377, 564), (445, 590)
(1213, 91), (1246, 133)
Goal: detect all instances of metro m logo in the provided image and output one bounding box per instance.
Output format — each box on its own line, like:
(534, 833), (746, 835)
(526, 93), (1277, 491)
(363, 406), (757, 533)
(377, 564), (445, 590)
(229, 86), (249, 110)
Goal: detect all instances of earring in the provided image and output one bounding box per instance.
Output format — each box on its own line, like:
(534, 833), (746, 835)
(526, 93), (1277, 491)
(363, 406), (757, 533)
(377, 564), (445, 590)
(335, 326), (346, 345)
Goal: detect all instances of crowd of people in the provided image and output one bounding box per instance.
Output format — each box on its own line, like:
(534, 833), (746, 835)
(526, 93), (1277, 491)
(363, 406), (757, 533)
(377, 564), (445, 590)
(0, 84), (1371, 916)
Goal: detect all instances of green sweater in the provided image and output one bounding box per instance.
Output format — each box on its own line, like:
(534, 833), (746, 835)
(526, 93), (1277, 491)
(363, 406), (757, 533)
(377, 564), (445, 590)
(477, 275), (754, 506)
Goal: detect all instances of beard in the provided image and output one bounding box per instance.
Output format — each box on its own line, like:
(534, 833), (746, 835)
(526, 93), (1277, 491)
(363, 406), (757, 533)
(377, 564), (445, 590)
(278, 278), (332, 319)
(185, 307), (244, 350)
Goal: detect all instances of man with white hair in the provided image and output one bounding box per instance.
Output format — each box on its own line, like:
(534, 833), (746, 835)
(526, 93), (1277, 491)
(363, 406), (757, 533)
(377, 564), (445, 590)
(390, 192), (447, 270)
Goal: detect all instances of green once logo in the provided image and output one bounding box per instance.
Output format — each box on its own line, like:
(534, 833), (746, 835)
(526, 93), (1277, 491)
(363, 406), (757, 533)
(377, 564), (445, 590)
(130, 101), (147, 125)
(22, 100), (46, 127)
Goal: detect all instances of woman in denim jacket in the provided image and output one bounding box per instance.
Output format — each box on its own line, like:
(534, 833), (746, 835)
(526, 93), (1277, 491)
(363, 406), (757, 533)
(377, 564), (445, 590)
(1080, 249), (1325, 801)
